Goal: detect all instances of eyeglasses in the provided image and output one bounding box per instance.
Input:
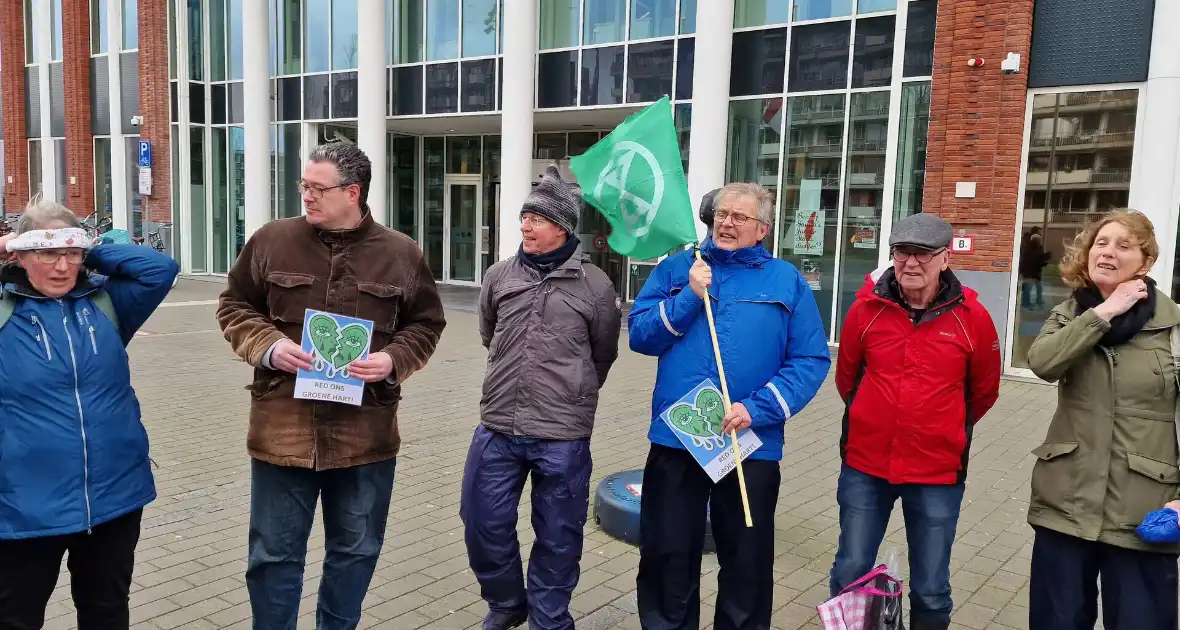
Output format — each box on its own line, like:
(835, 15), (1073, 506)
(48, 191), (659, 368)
(30, 249), (85, 265)
(714, 210), (763, 227)
(521, 214), (553, 227)
(295, 180), (349, 198)
(891, 247), (946, 264)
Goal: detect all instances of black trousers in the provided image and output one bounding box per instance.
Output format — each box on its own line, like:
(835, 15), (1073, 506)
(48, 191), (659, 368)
(1030, 526), (1179, 630)
(0, 509), (143, 630)
(636, 444), (780, 630)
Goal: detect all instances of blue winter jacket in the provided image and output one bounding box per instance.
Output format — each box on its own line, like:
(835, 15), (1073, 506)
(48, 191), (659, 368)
(0, 244), (179, 539)
(628, 239), (831, 461)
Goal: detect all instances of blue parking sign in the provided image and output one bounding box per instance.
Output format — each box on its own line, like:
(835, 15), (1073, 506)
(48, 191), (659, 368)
(138, 140), (151, 168)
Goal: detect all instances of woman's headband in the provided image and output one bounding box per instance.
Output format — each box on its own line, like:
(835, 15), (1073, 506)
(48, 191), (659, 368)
(5, 228), (95, 253)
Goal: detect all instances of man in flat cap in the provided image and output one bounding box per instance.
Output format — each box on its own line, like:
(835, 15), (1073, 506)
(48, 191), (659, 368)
(461, 165), (622, 630)
(830, 213), (1001, 630)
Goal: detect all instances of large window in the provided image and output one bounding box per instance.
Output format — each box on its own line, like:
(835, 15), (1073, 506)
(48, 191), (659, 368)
(123, 0), (138, 48)
(275, 124), (302, 219)
(893, 81), (930, 221)
(584, 0), (626, 45)
(540, 0), (579, 49)
(228, 0), (244, 79)
(190, 128), (207, 273)
(630, 0), (676, 40)
(92, 0), (109, 54)
(94, 137), (113, 219)
(51, 0), (62, 60)
(332, 0), (359, 69)
(210, 0), (227, 80)
(734, 0), (789, 28)
(462, 0), (497, 57)
(1011, 90), (1139, 369)
(392, 0), (424, 63)
(389, 134), (418, 237)
(305, 0), (330, 72)
(726, 98), (782, 232)
(427, 0), (460, 61)
(777, 94), (845, 338)
(211, 128), (230, 273)
(275, 0), (301, 74)
(836, 91), (890, 332)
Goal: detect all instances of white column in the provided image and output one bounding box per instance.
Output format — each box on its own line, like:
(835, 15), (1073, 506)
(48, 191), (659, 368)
(243, 0), (272, 238)
(685, 0), (736, 242)
(497, 0), (538, 261)
(1138, 0), (1180, 284)
(876, 0), (910, 268)
(107, 0), (129, 230)
(357, 0), (388, 225)
(37, 0), (55, 201)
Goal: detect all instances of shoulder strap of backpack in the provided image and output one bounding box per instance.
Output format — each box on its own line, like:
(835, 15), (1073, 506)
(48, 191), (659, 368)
(0, 288), (13, 331)
(91, 290), (120, 331)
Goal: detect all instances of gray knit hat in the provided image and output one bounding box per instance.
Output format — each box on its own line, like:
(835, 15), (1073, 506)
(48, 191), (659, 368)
(522, 166), (581, 235)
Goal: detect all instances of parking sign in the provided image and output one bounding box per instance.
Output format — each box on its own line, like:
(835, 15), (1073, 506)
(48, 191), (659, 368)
(138, 140), (151, 168)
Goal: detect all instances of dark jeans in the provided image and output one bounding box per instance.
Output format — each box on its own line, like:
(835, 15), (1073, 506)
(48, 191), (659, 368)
(1022, 278), (1044, 308)
(829, 464), (965, 630)
(1029, 526), (1179, 630)
(636, 444), (781, 630)
(0, 509), (142, 630)
(246, 457), (396, 630)
(460, 424), (593, 630)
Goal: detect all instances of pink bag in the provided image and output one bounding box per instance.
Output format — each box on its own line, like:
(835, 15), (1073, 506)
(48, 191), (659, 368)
(817, 565), (905, 630)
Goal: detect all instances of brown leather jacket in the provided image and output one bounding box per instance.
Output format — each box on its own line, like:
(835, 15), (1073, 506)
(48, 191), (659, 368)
(216, 212), (445, 470)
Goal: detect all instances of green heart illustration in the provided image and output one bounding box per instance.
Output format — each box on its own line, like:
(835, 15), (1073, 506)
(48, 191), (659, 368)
(308, 314), (341, 364)
(335, 323), (370, 370)
(665, 385), (727, 451)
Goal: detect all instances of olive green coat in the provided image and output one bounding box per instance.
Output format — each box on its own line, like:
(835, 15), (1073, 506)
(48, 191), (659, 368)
(1027, 291), (1180, 553)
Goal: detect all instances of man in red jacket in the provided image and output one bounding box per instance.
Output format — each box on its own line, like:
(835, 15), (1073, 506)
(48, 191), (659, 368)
(831, 213), (1001, 630)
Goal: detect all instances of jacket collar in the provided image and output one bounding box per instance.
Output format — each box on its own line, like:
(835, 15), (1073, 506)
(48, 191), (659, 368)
(699, 237), (772, 268)
(1051, 287), (1180, 329)
(516, 241), (589, 280)
(0, 262), (102, 300)
(308, 206), (379, 245)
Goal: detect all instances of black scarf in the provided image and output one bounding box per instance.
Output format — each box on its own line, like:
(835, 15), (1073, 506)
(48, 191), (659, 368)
(1073, 276), (1157, 347)
(519, 236), (580, 277)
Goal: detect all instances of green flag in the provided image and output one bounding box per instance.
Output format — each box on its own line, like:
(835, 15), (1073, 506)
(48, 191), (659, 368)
(569, 96), (698, 260)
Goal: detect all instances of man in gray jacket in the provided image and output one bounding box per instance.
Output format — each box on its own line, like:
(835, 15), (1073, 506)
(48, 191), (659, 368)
(461, 166), (622, 630)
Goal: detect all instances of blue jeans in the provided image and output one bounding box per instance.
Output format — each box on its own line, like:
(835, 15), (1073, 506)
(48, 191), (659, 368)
(245, 458), (396, 630)
(1021, 278), (1044, 308)
(829, 465), (964, 630)
(460, 425), (592, 630)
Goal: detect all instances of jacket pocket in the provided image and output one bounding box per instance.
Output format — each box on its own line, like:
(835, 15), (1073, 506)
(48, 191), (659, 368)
(247, 376), (287, 400)
(265, 272), (315, 324)
(1122, 453), (1180, 528)
(357, 282), (401, 333)
(1030, 441), (1079, 517)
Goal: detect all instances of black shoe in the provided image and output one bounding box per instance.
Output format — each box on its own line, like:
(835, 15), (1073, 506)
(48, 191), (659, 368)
(483, 610), (527, 630)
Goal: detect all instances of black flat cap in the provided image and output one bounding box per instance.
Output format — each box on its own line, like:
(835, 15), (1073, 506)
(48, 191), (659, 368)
(889, 213), (953, 251)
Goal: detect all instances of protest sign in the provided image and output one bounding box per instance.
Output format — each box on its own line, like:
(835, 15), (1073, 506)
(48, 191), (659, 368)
(294, 309), (374, 406)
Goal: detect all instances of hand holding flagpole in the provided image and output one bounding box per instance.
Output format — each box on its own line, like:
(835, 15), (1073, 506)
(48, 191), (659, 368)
(694, 249), (754, 528)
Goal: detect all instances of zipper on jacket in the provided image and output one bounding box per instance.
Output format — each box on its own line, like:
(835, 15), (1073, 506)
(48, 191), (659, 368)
(80, 308), (98, 355)
(29, 314), (52, 360)
(59, 301), (94, 533)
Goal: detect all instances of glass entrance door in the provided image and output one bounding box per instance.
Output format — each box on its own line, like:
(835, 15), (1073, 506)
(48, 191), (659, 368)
(445, 175), (482, 284)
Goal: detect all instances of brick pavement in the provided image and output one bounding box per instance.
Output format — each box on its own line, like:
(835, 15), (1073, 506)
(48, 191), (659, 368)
(40, 278), (1062, 630)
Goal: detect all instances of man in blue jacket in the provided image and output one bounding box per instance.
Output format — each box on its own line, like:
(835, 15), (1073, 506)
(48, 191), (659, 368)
(630, 182), (831, 630)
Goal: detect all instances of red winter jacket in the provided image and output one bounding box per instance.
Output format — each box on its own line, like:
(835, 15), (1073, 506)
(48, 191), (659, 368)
(835, 267), (1001, 485)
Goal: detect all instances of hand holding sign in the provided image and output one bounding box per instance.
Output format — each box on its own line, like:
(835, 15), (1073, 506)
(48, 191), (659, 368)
(272, 339), (314, 373)
(348, 352), (393, 383)
(295, 309), (375, 406)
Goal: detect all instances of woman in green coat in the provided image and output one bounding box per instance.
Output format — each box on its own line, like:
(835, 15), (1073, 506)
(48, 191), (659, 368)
(1026, 209), (1180, 629)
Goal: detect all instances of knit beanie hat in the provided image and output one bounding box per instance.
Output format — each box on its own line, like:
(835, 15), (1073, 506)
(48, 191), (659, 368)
(521, 166), (581, 235)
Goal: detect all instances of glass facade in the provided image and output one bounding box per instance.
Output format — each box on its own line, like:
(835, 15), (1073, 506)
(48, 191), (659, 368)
(540, 0), (579, 49)
(1011, 89), (1139, 369)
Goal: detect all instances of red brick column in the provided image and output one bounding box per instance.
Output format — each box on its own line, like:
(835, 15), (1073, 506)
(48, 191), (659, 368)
(63, 0), (95, 217)
(139, 0), (171, 223)
(1, 0), (30, 211)
(922, 0), (1035, 272)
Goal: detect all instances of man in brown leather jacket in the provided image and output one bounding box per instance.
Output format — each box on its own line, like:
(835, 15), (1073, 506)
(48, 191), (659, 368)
(216, 141), (445, 630)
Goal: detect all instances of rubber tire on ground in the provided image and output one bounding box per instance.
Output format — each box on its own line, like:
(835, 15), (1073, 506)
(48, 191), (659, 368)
(592, 469), (716, 554)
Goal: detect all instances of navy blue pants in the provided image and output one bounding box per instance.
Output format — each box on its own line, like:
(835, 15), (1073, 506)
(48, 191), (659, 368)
(1029, 526), (1179, 630)
(460, 425), (593, 630)
(636, 444), (781, 630)
(245, 457), (396, 630)
(829, 464), (965, 630)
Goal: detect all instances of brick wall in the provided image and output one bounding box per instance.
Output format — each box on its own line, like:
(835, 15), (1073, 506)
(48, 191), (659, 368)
(923, 0), (1035, 272)
(139, 0), (171, 223)
(1, 0), (29, 211)
(63, 0), (94, 217)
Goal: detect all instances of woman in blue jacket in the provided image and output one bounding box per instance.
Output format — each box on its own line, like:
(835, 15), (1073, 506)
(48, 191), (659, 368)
(0, 199), (179, 629)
